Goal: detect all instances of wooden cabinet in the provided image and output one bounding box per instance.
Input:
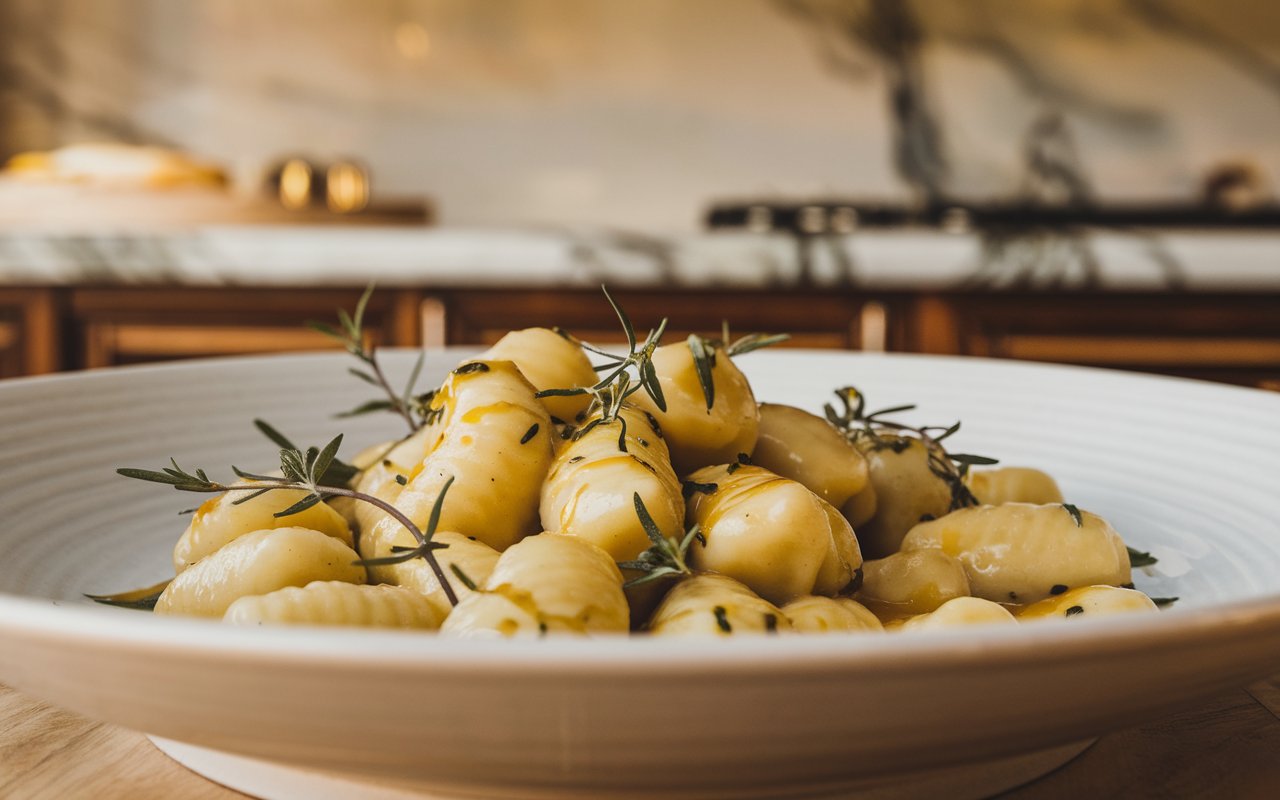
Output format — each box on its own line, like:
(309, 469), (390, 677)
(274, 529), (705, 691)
(421, 289), (886, 350)
(0, 289), (59, 378)
(0, 286), (1276, 391)
(907, 292), (1280, 388)
(68, 288), (424, 368)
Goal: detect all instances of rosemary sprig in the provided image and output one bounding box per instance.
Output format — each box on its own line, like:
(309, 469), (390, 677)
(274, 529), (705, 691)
(824, 386), (998, 512)
(617, 492), (705, 588)
(537, 287), (669, 450)
(686, 324), (790, 411)
(252, 418), (359, 486)
(117, 436), (461, 607)
(310, 284), (433, 433)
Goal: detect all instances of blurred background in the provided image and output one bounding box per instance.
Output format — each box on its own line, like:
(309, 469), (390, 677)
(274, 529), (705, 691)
(0, 0), (1277, 387)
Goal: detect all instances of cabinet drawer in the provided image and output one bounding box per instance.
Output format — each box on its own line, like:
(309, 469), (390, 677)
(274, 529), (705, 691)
(70, 288), (422, 368)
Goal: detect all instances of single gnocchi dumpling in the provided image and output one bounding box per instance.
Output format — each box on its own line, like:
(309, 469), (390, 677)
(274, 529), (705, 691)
(173, 484), (351, 573)
(966, 467), (1064, 506)
(898, 597), (1018, 631)
(364, 530), (500, 618)
(479, 327), (597, 422)
(781, 596), (883, 633)
(156, 527), (366, 618)
(751, 403), (869, 509)
(327, 438), (400, 530)
(685, 464), (861, 605)
(224, 581), (445, 629)
(350, 426), (440, 536)
(540, 404), (684, 563)
(631, 340), (759, 475)
(440, 533), (629, 638)
(648, 574), (790, 636)
(1017, 585), (1158, 621)
(847, 434), (953, 559)
(900, 503), (1132, 605)
(364, 359), (554, 555)
(857, 549), (970, 621)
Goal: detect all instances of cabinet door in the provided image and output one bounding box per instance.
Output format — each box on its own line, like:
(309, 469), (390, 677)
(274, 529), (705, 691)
(910, 292), (1280, 388)
(70, 288), (422, 369)
(0, 289), (60, 378)
(422, 289), (885, 350)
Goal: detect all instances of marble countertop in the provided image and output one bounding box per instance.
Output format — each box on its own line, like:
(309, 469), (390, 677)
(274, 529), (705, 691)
(0, 225), (1277, 291)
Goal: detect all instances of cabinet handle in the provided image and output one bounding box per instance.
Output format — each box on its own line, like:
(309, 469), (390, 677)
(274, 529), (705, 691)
(859, 301), (888, 353)
(420, 297), (447, 349)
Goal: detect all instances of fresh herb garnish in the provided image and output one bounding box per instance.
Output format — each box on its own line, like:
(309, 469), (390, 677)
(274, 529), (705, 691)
(617, 493), (704, 588)
(85, 579), (171, 611)
(538, 286), (669, 451)
(1061, 503), (1083, 527)
(253, 418), (359, 486)
(681, 480), (718, 498)
(1127, 546), (1159, 568)
(117, 437), (462, 607)
(309, 285), (435, 433)
(823, 386), (998, 511)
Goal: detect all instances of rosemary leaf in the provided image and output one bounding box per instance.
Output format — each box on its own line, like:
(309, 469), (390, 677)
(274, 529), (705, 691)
(272, 493), (323, 518)
(687, 335), (716, 411)
(1128, 546), (1159, 568)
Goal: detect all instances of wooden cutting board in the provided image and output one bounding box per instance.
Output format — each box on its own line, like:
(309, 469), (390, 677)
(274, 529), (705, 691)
(2, 678), (1278, 799)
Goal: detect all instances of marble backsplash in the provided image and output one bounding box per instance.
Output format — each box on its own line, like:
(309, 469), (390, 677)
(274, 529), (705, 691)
(1, 0), (1278, 231)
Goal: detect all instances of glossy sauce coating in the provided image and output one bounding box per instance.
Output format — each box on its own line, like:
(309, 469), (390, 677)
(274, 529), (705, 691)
(631, 341), (760, 475)
(173, 485), (351, 573)
(363, 359), (554, 555)
(901, 503), (1132, 605)
(156, 527), (366, 618)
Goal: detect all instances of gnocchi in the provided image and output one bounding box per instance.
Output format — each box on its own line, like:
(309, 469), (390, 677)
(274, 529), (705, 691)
(118, 295), (1173, 638)
(900, 503), (1132, 605)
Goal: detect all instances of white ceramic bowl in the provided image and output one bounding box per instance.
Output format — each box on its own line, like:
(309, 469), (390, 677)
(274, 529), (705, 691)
(1, 350), (1279, 799)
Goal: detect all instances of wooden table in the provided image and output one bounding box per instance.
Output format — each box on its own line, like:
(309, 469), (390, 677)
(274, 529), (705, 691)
(3, 678), (1279, 799)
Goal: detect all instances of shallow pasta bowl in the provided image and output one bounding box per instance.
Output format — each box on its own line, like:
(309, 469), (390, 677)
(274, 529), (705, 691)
(1, 350), (1279, 799)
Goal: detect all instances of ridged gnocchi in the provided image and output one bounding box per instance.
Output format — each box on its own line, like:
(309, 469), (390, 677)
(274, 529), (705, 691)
(224, 581), (445, 629)
(849, 435), (953, 559)
(174, 484), (351, 573)
(363, 359), (554, 554)
(901, 503), (1132, 605)
(363, 530), (500, 618)
(441, 533), (629, 638)
(857, 549), (971, 621)
(781, 596), (883, 633)
(156, 527), (366, 618)
(480, 327), (597, 422)
(648, 574), (789, 636)
(684, 464), (861, 605)
(752, 403), (869, 509)
(632, 340), (760, 475)
(898, 597), (1018, 630)
(540, 405), (683, 562)
(1017, 585), (1157, 621)
(966, 467), (1064, 506)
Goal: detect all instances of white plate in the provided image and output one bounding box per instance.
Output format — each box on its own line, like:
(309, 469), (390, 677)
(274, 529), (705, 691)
(1, 350), (1279, 799)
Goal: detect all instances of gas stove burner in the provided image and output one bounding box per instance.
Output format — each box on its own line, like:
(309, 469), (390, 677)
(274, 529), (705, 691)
(705, 201), (1280, 234)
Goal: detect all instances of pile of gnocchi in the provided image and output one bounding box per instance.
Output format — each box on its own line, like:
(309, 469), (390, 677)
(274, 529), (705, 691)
(146, 325), (1162, 637)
